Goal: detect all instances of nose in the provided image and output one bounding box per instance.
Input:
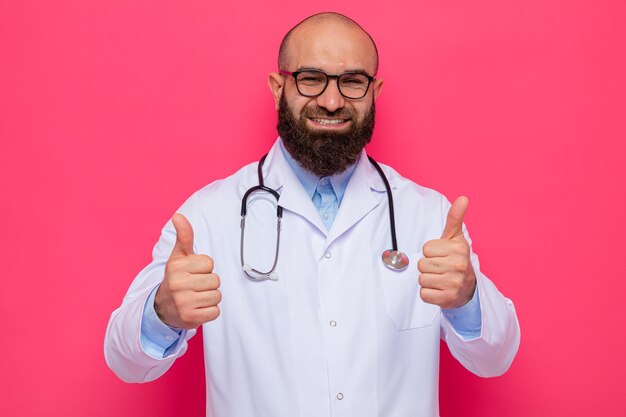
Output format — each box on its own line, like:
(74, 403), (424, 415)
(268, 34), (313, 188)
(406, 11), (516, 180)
(315, 78), (345, 113)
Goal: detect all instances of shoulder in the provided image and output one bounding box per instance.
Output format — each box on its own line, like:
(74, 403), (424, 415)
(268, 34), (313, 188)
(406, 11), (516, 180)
(192, 160), (259, 202)
(367, 159), (451, 244)
(373, 160), (449, 208)
(172, 160), (260, 224)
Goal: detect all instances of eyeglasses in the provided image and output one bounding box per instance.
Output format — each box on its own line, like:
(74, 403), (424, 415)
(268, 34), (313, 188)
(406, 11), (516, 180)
(279, 69), (375, 99)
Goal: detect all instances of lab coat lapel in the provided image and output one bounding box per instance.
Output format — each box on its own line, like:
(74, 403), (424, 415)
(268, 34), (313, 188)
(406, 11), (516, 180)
(324, 152), (384, 250)
(262, 140), (328, 235)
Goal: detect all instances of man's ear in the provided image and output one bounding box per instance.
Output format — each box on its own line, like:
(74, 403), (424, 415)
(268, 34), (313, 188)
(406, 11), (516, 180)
(372, 78), (384, 101)
(267, 72), (284, 111)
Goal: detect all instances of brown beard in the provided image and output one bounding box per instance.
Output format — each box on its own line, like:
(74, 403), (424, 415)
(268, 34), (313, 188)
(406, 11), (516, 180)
(277, 94), (375, 177)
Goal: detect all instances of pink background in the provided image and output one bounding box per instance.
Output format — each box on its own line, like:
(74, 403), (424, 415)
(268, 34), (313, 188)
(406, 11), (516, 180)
(1, 0), (625, 415)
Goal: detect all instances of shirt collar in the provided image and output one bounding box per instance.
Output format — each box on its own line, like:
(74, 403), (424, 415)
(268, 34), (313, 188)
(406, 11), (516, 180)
(278, 138), (358, 205)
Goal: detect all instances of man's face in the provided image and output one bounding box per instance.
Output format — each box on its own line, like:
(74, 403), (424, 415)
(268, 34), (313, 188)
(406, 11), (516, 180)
(269, 20), (383, 176)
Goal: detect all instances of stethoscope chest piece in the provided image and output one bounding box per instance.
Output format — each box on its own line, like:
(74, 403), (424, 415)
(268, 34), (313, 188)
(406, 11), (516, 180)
(382, 249), (409, 271)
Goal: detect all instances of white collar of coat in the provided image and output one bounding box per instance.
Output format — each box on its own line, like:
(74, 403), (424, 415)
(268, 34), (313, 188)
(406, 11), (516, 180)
(252, 138), (388, 240)
(260, 138), (388, 193)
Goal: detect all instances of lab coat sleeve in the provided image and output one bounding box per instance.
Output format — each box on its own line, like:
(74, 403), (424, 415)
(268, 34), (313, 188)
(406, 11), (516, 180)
(104, 197), (198, 383)
(439, 198), (521, 378)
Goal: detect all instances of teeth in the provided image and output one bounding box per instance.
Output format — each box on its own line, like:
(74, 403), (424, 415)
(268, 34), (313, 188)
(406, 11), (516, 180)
(313, 118), (345, 125)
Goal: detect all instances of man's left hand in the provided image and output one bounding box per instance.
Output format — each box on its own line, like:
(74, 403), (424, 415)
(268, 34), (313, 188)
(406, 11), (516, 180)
(418, 196), (477, 309)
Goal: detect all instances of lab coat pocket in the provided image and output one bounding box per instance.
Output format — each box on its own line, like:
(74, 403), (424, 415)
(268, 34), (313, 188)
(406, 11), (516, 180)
(380, 252), (439, 330)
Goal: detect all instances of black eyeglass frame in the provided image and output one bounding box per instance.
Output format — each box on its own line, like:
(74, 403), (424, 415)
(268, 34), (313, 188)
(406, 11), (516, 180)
(279, 69), (376, 99)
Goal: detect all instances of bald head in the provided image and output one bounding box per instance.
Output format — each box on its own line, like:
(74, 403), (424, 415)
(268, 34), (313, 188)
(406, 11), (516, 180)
(278, 12), (379, 74)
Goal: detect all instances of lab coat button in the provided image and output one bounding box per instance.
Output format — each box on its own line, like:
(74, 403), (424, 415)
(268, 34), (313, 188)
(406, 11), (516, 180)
(336, 393), (344, 400)
(324, 251), (332, 259)
(330, 320), (337, 327)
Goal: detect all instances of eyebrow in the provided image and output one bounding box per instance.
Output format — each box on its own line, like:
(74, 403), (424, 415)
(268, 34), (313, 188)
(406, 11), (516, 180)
(296, 66), (374, 76)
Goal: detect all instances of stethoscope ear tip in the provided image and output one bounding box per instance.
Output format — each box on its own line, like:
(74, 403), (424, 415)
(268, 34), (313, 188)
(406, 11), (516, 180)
(242, 264), (279, 281)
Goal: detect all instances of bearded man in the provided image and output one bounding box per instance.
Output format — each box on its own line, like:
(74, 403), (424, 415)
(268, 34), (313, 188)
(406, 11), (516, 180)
(105, 12), (520, 417)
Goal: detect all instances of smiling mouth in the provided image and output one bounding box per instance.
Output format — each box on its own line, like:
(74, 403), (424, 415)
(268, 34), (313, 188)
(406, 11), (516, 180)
(309, 118), (350, 126)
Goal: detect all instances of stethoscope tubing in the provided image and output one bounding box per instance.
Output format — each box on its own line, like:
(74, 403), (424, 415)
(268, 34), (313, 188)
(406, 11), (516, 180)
(367, 156), (399, 252)
(240, 153), (407, 280)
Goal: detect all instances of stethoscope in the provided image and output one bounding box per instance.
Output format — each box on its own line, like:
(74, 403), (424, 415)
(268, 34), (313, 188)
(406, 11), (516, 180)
(240, 154), (409, 281)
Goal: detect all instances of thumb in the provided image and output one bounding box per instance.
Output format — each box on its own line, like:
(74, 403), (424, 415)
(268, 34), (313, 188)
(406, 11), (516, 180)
(170, 213), (195, 257)
(441, 196), (469, 240)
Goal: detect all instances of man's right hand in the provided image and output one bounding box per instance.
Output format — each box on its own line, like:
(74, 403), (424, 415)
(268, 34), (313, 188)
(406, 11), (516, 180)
(154, 213), (221, 329)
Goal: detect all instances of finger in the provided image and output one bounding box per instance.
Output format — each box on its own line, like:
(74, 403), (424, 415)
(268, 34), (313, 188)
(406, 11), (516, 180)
(422, 239), (465, 258)
(178, 306), (221, 329)
(191, 305), (221, 324)
(190, 289), (222, 309)
(418, 273), (446, 290)
(417, 256), (448, 274)
(419, 287), (445, 306)
(171, 213), (194, 257)
(188, 273), (220, 291)
(441, 196), (469, 240)
(168, 254), (215, 274)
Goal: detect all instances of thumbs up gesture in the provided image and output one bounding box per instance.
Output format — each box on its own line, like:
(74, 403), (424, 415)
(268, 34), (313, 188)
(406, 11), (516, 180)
(418, 196), (477, 309)
(154, 213), (221, 329)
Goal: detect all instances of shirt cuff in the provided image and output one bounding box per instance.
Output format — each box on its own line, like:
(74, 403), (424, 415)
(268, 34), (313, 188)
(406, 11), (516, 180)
(441, 284), (482, 340)
(140, 285), (184, 358)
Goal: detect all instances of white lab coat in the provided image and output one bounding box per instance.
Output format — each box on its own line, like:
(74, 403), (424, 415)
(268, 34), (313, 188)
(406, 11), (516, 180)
(105, 139), (520, 417)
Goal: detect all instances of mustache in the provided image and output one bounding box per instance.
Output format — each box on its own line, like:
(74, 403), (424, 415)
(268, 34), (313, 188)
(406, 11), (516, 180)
(301, 106), (354, 119)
